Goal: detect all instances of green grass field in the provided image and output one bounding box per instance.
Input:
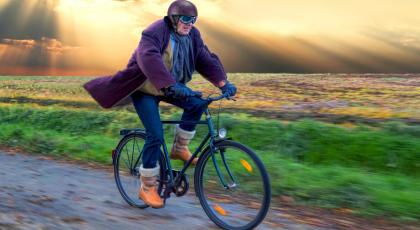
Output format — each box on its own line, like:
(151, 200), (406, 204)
(0, 74), (419, 220)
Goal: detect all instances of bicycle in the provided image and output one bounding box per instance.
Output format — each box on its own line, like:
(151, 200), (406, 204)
(112, 93), (271, 230)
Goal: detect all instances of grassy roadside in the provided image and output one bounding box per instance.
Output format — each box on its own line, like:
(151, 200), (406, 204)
(0, 104), (419, 220)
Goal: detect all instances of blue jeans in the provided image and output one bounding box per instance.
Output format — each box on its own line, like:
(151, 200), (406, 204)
(130, 91), (208, 168)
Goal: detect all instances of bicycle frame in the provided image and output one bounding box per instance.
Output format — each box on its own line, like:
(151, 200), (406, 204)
(126, 94), (237, 203)
(160, 107), (218, 199)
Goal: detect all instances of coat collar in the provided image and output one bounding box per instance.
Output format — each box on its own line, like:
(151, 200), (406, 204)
(163, 16), (175, 31)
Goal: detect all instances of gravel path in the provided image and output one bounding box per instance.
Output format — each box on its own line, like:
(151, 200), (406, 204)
(0, 151), (321, 230)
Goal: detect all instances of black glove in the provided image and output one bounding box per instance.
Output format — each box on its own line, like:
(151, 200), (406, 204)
(219, 81), (237, 96)
(164, 83), (202, 98)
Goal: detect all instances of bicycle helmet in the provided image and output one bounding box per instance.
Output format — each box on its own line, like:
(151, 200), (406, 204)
(167, 0), (198, 28)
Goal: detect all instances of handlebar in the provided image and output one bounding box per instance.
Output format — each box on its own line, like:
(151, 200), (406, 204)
(205, 93), (235, 103)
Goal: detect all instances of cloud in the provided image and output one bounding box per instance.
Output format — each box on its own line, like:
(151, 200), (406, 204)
(1, 38), (37, 48)
(38, 37), (81, 54)
(0, 0), (59, 40)
(1, 37), (80, 54)
(0, 37), (82, 73)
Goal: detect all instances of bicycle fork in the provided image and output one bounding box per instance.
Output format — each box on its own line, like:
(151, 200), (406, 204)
(209, 144), (237, 190)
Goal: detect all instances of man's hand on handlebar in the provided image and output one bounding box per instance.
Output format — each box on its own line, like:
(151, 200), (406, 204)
(164, 83), (202, 99)
(219, 81), (237, 97)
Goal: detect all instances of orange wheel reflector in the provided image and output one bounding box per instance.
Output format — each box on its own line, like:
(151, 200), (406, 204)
(240, 159), (253, 173)
(213, 204), (227, 216)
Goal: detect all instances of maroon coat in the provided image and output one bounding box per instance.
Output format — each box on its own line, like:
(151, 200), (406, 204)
(83, 17), (227, 109)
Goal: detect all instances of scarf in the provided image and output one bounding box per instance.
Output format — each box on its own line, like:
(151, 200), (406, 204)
(170, 32), (194, 84)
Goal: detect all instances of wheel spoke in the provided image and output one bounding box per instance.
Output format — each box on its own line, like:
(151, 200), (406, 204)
(135, 137), (142, 154)
(122, 145), (131, 171)
(114, 133), (166, 209)
(134, 137), (143, 169)
(196, 140), (271, 229)
(131, 137), (136, 169)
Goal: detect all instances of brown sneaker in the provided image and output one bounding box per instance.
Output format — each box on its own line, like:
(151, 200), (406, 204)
(138, 165), (163, 208)
(170, 125), (198, 165)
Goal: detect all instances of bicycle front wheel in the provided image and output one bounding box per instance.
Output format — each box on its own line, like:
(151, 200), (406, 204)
(195, 140), (271, 230)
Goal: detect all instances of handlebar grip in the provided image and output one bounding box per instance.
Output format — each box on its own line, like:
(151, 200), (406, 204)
(206, 92), (232, 102)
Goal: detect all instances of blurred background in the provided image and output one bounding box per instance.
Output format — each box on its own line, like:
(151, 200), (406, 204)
(1, 0), (420, 75)
(0, 0), (419, 227)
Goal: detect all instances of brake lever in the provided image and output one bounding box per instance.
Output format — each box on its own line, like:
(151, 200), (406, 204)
(226, 95), (236, 101)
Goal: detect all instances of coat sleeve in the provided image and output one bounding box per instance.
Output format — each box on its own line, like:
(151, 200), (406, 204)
(194, 29), (227, 87)
(136, 28), (176, 90)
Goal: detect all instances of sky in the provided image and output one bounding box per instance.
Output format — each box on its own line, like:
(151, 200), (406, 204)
(0, 0), (420, 75)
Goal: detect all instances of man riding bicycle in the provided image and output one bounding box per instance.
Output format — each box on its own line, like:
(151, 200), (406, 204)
(84, 0), (237, 208)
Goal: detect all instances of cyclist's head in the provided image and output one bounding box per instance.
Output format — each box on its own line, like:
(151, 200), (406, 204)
(167, 0), (197, 34)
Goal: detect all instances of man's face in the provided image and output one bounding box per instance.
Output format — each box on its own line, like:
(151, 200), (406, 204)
(176, 20), (193, 35)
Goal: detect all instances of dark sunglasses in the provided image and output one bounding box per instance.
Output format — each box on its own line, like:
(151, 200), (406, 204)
(178, 15), (197, 24)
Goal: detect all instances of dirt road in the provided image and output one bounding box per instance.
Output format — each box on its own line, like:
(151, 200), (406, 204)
(0, 151), (324, 230)
(2, 151), (418, 230)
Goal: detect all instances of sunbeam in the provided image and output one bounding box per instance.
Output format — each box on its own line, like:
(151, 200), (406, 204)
(1, 0), (420, 75)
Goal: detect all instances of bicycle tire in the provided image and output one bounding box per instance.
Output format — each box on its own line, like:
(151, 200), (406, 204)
(114, 132), (166, 209)
(194, 140), (271, 230)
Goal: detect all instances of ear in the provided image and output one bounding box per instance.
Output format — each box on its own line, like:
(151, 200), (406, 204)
(171, 16), (180, 24)
(171, 15), (180, 30)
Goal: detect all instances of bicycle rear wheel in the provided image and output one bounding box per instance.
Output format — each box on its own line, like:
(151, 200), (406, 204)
(195, 140), (271, 230)
(114, 132), (166, 208)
